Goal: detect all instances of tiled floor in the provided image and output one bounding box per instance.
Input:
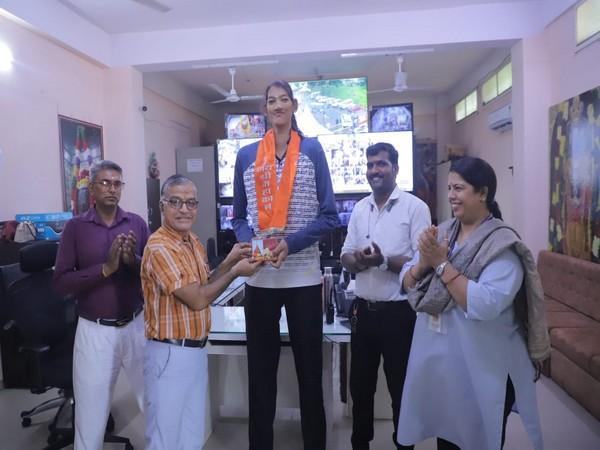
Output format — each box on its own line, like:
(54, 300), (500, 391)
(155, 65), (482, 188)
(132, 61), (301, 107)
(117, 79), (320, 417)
(1, 374), (599, 449)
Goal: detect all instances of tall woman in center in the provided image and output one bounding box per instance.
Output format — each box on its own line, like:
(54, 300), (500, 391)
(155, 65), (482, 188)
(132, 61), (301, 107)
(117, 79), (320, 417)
(232, 80), (339, 450)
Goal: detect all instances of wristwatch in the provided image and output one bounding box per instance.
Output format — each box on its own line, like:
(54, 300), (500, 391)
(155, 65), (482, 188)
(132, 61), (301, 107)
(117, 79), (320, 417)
(435, 261), (449, 277)
(378, 255), (389, 271)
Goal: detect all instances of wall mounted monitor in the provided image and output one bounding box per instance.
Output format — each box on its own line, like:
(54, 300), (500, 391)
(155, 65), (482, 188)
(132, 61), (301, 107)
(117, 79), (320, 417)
(219, 204), (253, 231)
(289, 77), (368, 136)
(217, 130), (413, 199)
(318, 131), (414, 194)
(216, 137), (261, 198)
(335, 199), (358, 226)
(369, 103), (413, 132)
(225, 113), (266, 139)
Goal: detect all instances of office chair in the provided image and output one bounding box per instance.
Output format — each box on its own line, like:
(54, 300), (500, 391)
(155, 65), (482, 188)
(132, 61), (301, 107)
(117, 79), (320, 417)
(5, 241), (75, 449)
(206, 236), (224, 269)
(0, 261), (29, 388)
(7, 241), (133, 450)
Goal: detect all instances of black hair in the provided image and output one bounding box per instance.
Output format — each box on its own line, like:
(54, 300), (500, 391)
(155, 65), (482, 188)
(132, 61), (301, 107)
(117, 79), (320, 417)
(264, 80), (304, 138)
(365, 142), (399, 166)
(160, 174), (195, 198)
(449, 156), (503, 219)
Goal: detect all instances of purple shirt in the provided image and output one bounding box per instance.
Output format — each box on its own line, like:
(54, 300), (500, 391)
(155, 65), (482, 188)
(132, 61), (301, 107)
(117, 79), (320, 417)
(53, 207), (149, 321)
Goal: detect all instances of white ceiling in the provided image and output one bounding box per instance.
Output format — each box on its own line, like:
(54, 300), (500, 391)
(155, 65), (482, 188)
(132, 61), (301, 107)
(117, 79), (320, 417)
(168, 45), (507, 105)
(58, 0), (533, 34)
(9, 0), (562, 107)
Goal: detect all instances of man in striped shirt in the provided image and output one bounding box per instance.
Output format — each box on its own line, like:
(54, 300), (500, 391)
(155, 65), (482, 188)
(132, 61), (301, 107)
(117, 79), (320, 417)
(141, 174), (262, 450)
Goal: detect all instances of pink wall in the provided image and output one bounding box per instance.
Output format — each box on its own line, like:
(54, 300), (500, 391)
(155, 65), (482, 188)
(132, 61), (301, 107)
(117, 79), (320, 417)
(512, 6), (600, 257)
(437, 5), (600, 257)
(434, 47), (515, 226)
(102, 67), (147, 217)
(143, 88), (210, 182)
(0, 16), (213, 221)
(450, 93), (514, 225)
(0, 14), (106, 218)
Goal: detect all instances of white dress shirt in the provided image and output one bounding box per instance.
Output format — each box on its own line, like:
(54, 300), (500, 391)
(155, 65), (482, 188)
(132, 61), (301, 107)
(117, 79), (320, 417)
(341, 186), (431, 301)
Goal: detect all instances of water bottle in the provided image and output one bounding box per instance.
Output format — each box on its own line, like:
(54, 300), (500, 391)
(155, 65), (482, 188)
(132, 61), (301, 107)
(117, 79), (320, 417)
(324, 266), (335, 324)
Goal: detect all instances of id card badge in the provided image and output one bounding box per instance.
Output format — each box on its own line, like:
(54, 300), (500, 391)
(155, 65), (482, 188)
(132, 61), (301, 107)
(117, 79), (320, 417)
(428, 313), (443, 333)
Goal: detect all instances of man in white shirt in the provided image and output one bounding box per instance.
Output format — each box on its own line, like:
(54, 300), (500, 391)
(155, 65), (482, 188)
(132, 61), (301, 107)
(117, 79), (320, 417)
(341, 142), (431, 450)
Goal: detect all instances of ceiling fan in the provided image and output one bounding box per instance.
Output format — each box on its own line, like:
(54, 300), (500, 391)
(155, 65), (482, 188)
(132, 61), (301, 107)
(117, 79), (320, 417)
(130, 0), (171, 13)
(368, 56), (431, 95)
(209, 68), (263, 104)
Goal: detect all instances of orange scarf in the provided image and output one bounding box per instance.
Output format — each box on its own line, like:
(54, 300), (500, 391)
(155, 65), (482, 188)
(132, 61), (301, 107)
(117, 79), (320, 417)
(255, 129), (301, 232)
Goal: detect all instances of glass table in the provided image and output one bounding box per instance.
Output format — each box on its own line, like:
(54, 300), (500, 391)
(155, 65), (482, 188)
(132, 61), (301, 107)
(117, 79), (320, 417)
(206, 288), (351, 448)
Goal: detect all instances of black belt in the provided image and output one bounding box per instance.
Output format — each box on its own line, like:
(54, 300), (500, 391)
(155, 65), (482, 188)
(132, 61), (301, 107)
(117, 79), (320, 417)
(151, 337), (208, 348)
(94, 306), (143, 328)
(356, 297), (404, 312)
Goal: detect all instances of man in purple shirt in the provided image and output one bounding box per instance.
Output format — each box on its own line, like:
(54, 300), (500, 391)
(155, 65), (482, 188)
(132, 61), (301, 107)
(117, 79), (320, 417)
(54, 160), (149, 450)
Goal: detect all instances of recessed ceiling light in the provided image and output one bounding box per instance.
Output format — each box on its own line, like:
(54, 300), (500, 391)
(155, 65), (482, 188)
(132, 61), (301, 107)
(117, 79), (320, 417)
(0, 42), (14, 72)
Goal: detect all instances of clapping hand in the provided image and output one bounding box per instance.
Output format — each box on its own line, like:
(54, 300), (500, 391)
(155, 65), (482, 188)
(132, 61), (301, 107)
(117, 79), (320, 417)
(363, 242), (384, 267)
(104, 234), (125, 276)
(353, 242), (384, 270)
(121, 230), (137, 267)
(418, 226), (449, 269)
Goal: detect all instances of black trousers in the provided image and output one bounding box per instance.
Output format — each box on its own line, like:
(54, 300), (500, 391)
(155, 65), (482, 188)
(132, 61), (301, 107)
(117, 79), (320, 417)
(350, 298), (416, 450)
(244, 284), (326, 450)
(436, 377), (516, 450)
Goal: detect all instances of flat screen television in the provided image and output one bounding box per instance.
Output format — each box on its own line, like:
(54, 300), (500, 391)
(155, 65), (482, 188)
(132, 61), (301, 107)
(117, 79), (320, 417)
(370, 103), (413, 132)
(216, 137), (261, 198)
(216, 130), (413, 199)
(319, 131), (414, 194)
(225, 113), (266, 139)
(289, 77), (368, 136)
(335, 199), (358, 226)
(219, 204), (253, 230)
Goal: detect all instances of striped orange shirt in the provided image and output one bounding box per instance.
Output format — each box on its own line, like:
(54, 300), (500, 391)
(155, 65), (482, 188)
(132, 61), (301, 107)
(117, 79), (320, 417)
(141, 225), (211, 339)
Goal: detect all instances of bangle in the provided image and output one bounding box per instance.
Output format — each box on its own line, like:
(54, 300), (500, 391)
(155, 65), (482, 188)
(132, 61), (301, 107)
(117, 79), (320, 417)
(443, 272), (461, 286)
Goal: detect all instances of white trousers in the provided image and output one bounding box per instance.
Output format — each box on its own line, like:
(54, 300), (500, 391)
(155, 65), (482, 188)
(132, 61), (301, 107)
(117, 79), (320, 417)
(144, 339), (208, 450)
(73, 314), (145, 450)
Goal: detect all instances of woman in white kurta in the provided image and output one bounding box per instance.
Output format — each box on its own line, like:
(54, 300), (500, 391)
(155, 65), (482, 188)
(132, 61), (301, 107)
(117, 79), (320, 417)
(396, 157), (546, 450)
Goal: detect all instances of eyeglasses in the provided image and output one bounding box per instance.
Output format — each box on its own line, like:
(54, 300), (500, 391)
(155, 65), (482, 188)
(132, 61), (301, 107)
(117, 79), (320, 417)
(96, 179), (125, 190)
(163, 197), (199, 210)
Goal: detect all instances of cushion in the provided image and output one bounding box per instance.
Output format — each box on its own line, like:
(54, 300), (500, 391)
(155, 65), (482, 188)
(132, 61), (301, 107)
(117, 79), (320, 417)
(591, 356), (600, 383)
(551, 349), (600, 420)
(545, 311), (597, 330)
(538, 251), (600, 322)
(544, 297), (574, 312)
(550, 327), (600, 374)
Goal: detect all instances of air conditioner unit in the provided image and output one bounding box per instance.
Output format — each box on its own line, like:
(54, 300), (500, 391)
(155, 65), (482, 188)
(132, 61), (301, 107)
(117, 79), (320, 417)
(488, 104), (512, 131)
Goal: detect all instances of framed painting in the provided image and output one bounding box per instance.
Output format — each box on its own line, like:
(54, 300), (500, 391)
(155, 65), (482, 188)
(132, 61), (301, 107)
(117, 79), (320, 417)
(58, 115), (103, 215)
(548, 86), (600, 262)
